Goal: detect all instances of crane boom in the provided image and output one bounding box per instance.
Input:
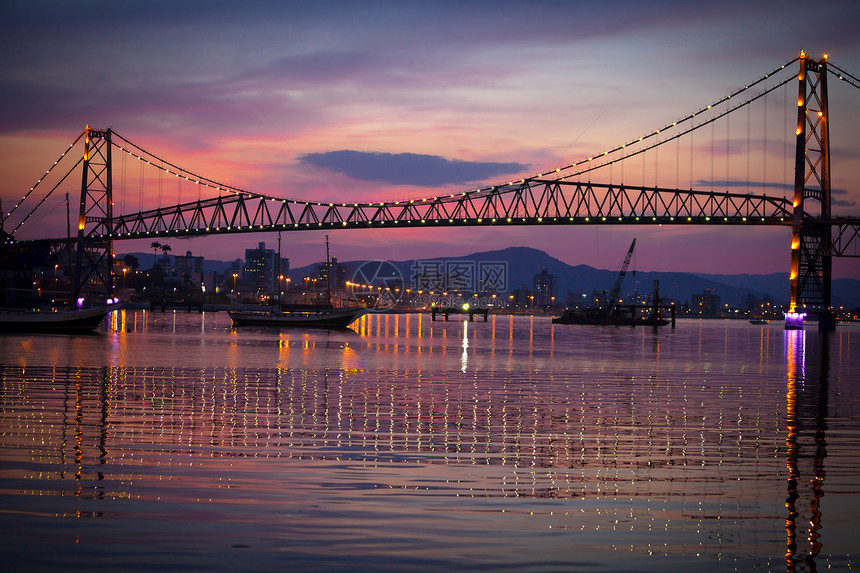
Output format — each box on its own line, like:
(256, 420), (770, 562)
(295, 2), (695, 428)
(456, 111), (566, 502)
(606, 238), (636, 312)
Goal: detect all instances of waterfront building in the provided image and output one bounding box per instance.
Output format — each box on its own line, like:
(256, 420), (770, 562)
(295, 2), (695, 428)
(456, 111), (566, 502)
(533, 267), (557, 309)
(318, 256), (346, 291)
(175, 250), (204, 283)
(244, 242), (275, 295)
(511, 284), (533, 309)
(691, 289), (722, 317)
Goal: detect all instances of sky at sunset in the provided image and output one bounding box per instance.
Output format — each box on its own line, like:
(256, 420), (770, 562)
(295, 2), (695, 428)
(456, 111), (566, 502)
(2, 0), (859, 278)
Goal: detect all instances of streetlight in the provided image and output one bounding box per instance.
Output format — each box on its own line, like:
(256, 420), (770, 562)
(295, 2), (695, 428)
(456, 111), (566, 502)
(232, 272), (238, 292)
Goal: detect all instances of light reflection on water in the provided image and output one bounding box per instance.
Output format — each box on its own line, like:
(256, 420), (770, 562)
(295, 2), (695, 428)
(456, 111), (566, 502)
(0, 311), (858, 572)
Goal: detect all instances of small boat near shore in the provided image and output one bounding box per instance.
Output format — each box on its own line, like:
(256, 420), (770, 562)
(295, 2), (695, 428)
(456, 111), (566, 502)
(748, 318), (769, 325)
(230, 235), (367, 329)
(228, 307), (366, 328)
(0, 303), (120, 333)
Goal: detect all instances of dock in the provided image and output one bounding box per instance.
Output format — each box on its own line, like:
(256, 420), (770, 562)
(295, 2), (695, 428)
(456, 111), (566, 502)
(430, 306), (489, 322)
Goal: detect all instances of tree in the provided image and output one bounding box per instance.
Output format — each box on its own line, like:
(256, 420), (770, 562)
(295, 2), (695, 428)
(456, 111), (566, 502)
(150, 241), (161, 268)
(160, 244), (172, 268)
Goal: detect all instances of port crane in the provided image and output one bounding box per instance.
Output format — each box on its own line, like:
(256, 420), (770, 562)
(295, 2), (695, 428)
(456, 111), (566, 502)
(553, 237), (672, 326)
(604, 238), (636, 312)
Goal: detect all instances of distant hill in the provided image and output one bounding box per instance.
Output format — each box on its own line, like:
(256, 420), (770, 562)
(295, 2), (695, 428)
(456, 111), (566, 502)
(118, 247), (860, 308)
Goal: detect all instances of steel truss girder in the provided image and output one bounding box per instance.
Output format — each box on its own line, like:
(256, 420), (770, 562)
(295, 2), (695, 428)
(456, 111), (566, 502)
(105, 181), (793, 241)
(830, 220), (860, 256)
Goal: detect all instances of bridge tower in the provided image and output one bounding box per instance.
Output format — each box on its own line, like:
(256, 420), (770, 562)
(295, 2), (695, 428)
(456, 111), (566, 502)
(73, 126), (114, 302)
(787, 52), (834, 330)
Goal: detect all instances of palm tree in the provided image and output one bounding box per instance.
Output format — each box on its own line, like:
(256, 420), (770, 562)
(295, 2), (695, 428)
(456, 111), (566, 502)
(150, 241), (161, 268)
(160, 244), (172, 267)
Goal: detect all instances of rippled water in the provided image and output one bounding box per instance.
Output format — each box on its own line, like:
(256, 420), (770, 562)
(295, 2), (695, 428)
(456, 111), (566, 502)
(1, 311), (858, 572)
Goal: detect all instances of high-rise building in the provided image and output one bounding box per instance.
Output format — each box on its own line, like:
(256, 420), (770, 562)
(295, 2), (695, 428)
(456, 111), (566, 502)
(533, 267), (557, 308)
(175, 250), (204, 282)
(318, 256), (346, 291)
(244, 242), (275, 294)
(691, 289), (721, 317)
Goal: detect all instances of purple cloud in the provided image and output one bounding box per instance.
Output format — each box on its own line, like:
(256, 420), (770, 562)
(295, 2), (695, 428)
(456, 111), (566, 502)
(301, 150), (527, 186)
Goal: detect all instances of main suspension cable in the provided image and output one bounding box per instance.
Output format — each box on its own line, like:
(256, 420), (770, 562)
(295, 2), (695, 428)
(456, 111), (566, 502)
(828, 63), (860, 91)
(3, 130), (85, 223)
(9, 157), (84, 236)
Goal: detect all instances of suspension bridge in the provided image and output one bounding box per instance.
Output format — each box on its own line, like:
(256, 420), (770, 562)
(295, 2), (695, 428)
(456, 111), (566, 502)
(2, 52), (859, 329)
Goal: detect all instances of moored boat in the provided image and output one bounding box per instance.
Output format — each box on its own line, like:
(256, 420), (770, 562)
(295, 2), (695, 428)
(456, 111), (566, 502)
(552, 307), (670, 326)
(748, 318), (769, 325)
(228, 307), (366, 328)
(0, 303), (120, 333)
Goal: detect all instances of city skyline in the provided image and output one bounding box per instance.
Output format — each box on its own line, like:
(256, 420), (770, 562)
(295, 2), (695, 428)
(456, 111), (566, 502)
(2, 1), (859, 279)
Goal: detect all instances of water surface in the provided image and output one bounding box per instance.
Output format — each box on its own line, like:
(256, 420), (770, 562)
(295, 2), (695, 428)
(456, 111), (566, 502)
(1, 311), (858, 571)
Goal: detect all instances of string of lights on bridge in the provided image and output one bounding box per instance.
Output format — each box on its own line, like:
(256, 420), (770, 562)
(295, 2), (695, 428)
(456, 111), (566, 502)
(6, 54), (860, 239)
(109, 57), (805, 212)
(2, 132), (84, 229)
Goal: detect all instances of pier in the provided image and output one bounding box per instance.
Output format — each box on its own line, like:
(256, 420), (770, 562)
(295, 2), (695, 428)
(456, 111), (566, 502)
(430, 306), (489, 322)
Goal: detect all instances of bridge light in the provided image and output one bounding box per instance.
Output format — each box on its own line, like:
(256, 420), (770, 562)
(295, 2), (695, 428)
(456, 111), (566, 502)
(507, 218), (512, 222)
